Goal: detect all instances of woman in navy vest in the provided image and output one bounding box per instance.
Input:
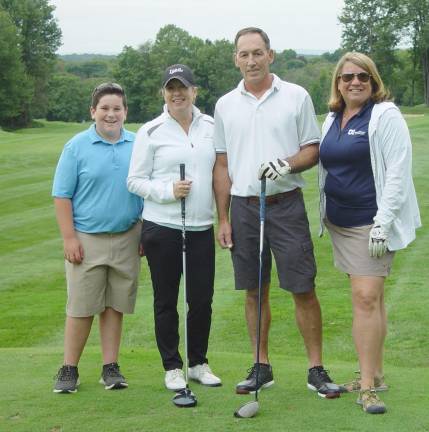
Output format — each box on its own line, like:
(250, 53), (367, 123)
(319, 52), (420, 414)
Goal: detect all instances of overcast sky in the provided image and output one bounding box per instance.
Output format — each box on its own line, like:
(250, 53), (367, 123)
(50, 0), (345, 55)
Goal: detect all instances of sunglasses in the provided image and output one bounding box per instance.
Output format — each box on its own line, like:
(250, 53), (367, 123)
(338, 72), (371, 83)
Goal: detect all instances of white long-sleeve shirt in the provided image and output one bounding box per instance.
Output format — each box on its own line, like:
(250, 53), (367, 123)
(319, 102), (421, 251)
(127, 105), (216, 228)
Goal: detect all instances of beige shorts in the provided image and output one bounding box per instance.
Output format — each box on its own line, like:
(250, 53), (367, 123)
(325, 219), (394, 277)
(65, 222), (141, 317)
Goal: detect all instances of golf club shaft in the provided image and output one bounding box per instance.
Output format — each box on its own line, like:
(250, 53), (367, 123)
(255, 177), (266, 401)
(180, 163), (189, 386)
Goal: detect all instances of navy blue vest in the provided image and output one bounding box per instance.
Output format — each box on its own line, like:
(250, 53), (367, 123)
(320, 101), (377, 227)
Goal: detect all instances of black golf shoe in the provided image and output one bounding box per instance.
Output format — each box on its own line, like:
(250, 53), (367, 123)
(99, 362), (128, 390)
(307, 366), (345, 398)
(236, 363), (274, 394)
(53, 365), (79, 393)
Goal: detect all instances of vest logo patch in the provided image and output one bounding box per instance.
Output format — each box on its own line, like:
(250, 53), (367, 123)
(348, 129), (366, 136)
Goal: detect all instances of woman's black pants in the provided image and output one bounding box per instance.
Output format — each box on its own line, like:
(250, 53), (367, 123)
(141, 220), (215, 370)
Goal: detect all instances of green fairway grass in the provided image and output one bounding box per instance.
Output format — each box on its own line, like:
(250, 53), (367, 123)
(0, 117), (428, 432)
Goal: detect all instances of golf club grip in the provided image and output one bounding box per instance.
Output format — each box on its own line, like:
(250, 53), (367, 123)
(180, 163), (185, 217)
(260, 178), (266, 222)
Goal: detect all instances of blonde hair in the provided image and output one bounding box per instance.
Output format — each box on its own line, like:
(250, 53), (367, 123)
(328, 52), (390, 112)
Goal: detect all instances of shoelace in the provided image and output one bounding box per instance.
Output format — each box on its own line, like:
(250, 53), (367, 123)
(347, 371), (361, 388)
(55, 366), (76, 381)
(363, 390), (380, 405)
(169, 369), (183, 380)
(200, 364), (212, 374)
(348, 371), (384, 388)
(313, 367), (332, 383)
(246, 366), (257, 379)
(104, 363), (122, 377)
(246, 364), (268, 380)
(314, 367), (332, 383)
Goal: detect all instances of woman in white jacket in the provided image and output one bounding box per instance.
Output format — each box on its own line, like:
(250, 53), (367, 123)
(319, 52), (420, 414)
(127, 64), (221, 391)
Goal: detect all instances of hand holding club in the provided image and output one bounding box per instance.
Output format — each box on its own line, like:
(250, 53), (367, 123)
(258, 158), (291, 181)
(173, 180), (192, 199)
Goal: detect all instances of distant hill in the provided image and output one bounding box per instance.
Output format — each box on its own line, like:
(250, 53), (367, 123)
(59, 54), (117, 62)
(295, 49), (327, 56)
(59, 50), (331, 62)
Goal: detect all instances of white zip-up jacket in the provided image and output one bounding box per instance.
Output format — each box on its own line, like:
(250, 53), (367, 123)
(127, 105), (216, 228)
(319, 101), (421, 251)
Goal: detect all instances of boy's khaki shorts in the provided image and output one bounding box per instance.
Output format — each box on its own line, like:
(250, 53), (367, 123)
(65, 222), (141, 317)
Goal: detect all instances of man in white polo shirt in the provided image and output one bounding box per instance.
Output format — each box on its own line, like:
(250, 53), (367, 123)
(213, 27), (344, 398)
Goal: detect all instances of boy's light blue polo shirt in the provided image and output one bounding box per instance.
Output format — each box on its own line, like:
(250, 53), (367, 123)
(52, 124), (142, 233)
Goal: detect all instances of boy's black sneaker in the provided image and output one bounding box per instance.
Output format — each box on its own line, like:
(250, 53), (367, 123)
(236, 363), (274, 394)
(99, 362), (128, 390)
(307, 366), (344, 399)
(53, 365), (79, 394)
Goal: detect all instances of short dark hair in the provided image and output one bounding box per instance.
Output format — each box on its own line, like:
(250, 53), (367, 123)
(234, 27), (271, 50)
(91, 82), (127, 109)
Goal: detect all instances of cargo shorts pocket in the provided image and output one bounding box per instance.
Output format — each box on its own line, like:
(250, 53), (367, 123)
(297, 240), (316, 276)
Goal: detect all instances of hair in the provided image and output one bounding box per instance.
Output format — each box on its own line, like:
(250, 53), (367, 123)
(91, 82), (127, 109)
(328, 52), (390, 112)
(234, 27), (271, 50)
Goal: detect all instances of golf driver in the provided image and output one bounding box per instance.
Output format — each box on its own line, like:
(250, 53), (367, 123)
(234, 177), (266, 419)
(172, 163), (197, 408)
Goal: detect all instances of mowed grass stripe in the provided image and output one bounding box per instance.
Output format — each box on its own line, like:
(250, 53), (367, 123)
(0, 205), (54, 230)
(0, 178), (52, 206)
(0, 238), (63, 292)
(384, 229), (429, 367)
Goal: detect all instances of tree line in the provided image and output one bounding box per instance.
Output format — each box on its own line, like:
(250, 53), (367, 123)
(1, 0), (428, 129)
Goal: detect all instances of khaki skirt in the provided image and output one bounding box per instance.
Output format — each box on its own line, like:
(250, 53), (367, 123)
(324, 219), (394, 277)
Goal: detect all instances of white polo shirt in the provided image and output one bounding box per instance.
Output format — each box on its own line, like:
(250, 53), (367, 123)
(214, 74), (320, 197)
(127, 105), (215, 228)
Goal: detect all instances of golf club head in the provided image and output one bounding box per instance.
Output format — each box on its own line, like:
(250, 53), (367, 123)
(172, 388), (197, 408)
(318, 382), (342, 399)
(234, 401), (259, 418)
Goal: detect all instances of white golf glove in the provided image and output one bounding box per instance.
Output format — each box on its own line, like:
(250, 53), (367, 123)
(368, 224), (388, 258)
(258, 159), (291, 181)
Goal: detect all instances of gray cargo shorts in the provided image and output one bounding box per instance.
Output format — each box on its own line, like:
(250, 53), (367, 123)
(230, 189), (316, 293)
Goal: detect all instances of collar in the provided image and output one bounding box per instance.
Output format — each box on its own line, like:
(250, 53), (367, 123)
(338, 99), (375, 120)
(237, 73), (281, 95)
(89, 124), (132, 145)
(162, 104), (202, 121)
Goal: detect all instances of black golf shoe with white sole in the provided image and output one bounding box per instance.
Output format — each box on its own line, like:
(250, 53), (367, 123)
(99, 362), (128, 390)
(307, 366), (345, 398)
(53, 365), (79, 394)
(236, 363), (274, 394)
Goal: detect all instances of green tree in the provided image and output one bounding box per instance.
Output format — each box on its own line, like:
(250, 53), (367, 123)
(390, 50), (424, 106)
(339, 0), (404, 89)
(115, 43), (160, 123)
(0, 0), (61, 125)
(46, 74), (94, 122)
(65, 60), (113, 79)
(283, 59), (334, 114)
(321, 48), (345, 63)
(404, 0), (429, 105)
(191, 39), (241, 115)
(115, 26), (241, 122)
(0, 9), (31, 127)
